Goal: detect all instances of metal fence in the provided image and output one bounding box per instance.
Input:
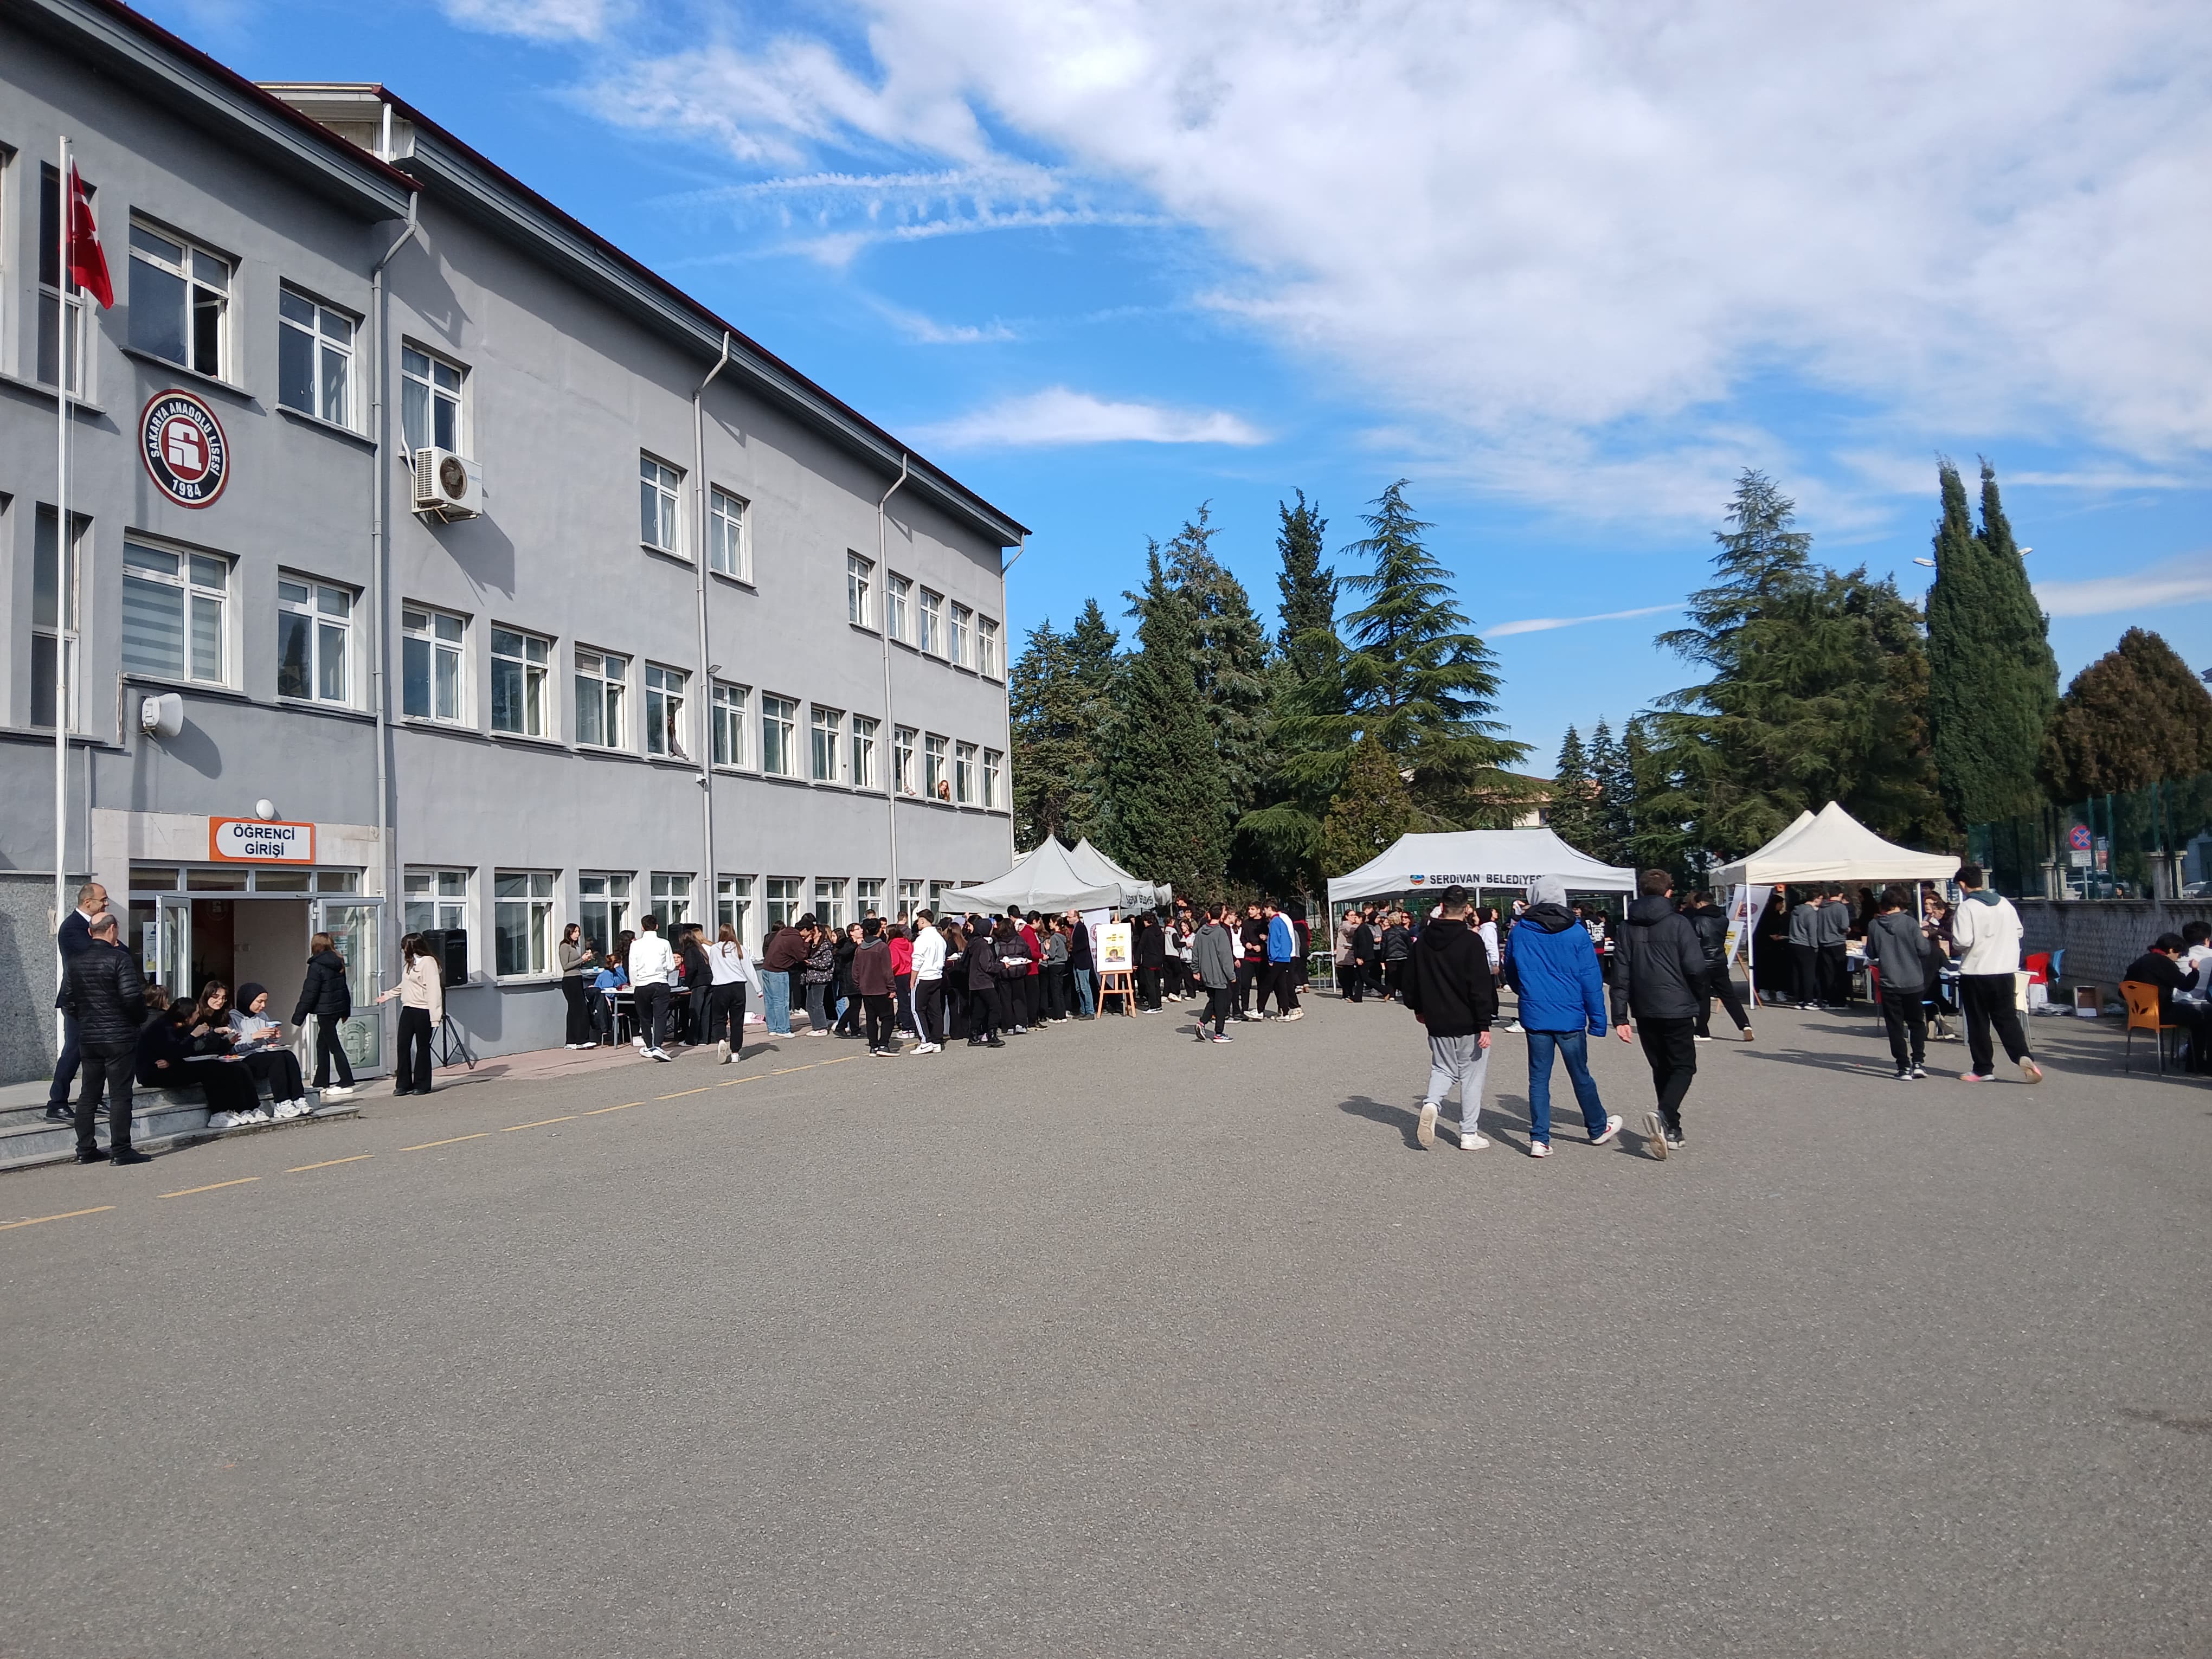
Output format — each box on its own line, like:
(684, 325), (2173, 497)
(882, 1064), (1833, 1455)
(1970, 771), (2212, 901)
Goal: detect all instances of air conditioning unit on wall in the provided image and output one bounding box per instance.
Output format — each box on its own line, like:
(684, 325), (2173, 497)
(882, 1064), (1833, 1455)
(413, 446), (482, 520)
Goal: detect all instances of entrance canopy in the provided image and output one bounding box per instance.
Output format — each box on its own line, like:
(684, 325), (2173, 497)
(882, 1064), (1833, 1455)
(1327, 829), (1635, 906)
(948, 839), (1124, 915)
(1064, 838), (1168, 910)
(1709, 801), (1957, 887)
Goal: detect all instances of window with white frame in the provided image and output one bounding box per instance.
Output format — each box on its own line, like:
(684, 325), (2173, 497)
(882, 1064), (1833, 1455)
(885, 574), (911, 643)
(893, 726), (917, 796)
(978, 617), (1000, 679)
(645, 664), (688, 758)
(491, 627), (549, 738)
(983, 748), (1004, 810)
(717, 875), (754, 940)
(850, 716), (879, 790)
(955, 741), (978, 805)
(278, 287), (355, 427)
(811, 706), (844, 783)
(401, 345), (465, 454)
(120, 541), (228, 686)
(649, 872), (693, 927)
(761, 695), (798, 777)
(37, 165), (89, 394)
(578, 872), (633, 954)
(924, 734), (948, 799)
(575, 648), (627, 749)
(919, 589), (944, 656)
(766, 876), (802, 929)
(277, 575), (353, 705)
(493, 871), (555, 976)
(128, 220), (229, 378)
(898, 879), (923, 918)
(813, 877), (847, 930)
(846, 553), (873, 628)
(930, 881), (955, 912)
(403, 867), (470, 937)
(709, 487), (749, 581)
(711, 681), (750, 769)
(856, 878), (884, 916)
(30, 507), (82, 731)
(402, 606), (467, 724)
(950, 603), (973, 668)
(640, 454), (684, 556)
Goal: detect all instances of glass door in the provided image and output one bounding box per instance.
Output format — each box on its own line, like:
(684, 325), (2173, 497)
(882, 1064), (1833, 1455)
(157, 896), (192, 1003)
(314, 896), (384, 1072)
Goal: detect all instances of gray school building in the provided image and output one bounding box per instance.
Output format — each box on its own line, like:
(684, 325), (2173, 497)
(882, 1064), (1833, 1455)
(0, 0), (1026, 1082)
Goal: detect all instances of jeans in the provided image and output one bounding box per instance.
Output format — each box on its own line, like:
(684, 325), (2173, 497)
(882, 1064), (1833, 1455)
(1636, 1015), (1697, 1134)
(802, 979), (830, 1033)
(1525, 1029), (1609, 1147)
(763, 968), (792, 1034)
(396, 1005), (434, 1092)
(1424, 1032), (1489, 1132)
(1880, 986), (1927, 1071)
(48, 1012), (81, 1107)
(1961, 973), (2031, 1074)
(76, 1040), (136, 1155)
(633, 982), (671, 1051)
(895, 973), (913, 1033)
(1073, 968), (1096, 1018)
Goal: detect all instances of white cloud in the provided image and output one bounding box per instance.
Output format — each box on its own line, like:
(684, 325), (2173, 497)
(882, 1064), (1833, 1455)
(1485, 604), (1681, 639)
(440, 0), (612, 43)
(2036, 552), (2212, 618)
(871, 300), (1017, 344)
(919, 387), (1265, 449)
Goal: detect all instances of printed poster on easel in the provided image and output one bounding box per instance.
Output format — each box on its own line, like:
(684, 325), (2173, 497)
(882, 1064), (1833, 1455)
(1097, 922), (1133, 972)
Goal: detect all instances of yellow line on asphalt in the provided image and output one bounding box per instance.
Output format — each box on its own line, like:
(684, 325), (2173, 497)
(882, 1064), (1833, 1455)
(400, 1133), (488, 1152)
(287, 1154), (374, 1173)
(159, 1177), (261, 1199)
(503, 1115), (577, 1131)
(655, 1088), (710, 1099)
(584, 1102), (644, 1114)
(0, 1205), (114, 1231)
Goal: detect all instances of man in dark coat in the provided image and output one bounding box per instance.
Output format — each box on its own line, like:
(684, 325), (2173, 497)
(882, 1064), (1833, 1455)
(1610, 870), (1713, 1159)
(1686, 889), (1753, 1042)
(46, 881), (109, 1122)
(61, 912), (151, 1165)
(1399, 886), (1498, 1150)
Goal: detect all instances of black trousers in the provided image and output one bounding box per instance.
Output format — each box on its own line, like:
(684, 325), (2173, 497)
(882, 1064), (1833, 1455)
(48, 1013), (81, 1108)
(1236, 961), (1263, 1012)
(1961, 973), (2031, 1075)
(311, 1018), (354, 1088)
(895, 974), (913, 1033)
(1136, 966), (1162, 1009)
(1383, 961), (1406, 1001)
(968, 984), (999, 1043)
(863, 993), (895, 1050)
(1821, 944), (1851, 1006)
(1202, 985), (1233, 1036)
(1790, 943), (1822, 1005)
(916, 979), (947, 1045)
(1695, 963), (1750, 1037)
(76, 1040), (136, 1155)
(705, 982), (745, 1048)
(186, 1057), (260, 1116)
(396, 1005), (434, 1092)
(1269, 963), (1301, 1013)
(1880, 986), (1927, 1070)
(1636, 1015), (1698, 1134)
(633, 982), (671, 1051)
(561, 976), (594, 1044)
(242, 1046), (306, 1101)
(1043, 964), (1069, 1019)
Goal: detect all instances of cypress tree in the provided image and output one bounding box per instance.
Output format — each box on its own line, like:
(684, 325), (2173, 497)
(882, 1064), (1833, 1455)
(1009, 619), (1094, 850)
(1926, 460), (2059, 828)
(1585, 718), (1623, 863)
(1275, 489), (1336, 683)
(1163, 505), (1274, 827)
(1547, 725), (1596, 851)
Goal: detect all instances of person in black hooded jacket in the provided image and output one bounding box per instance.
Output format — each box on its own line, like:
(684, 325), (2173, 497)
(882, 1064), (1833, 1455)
(1399, 886), (1499, 1150)
(293, 933), (356, 1096)
(1686, 890), (1753, 1043)
(1609, 870), (1712, 1158)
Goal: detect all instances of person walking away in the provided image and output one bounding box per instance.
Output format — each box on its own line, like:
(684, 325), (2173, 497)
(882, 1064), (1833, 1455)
(910, 910), (947, 1053)
(229, 982), (310, 1115)
(760, 920), (803, 1036)
(45, 882), (110, 1123)
(557, 923), (597, 1049)
(293, 932), (357, 1099)
(1608, 871), (1709, 1159)
(1134, 913), (1166, 1013)
(1787, 890), (1823, 1008)
(628, 914), (678, 1060)
(1193, 904), (1239, 1043)
(889, 922), (915, 1039)
(705, 924), (758, 1063)
(1380, 911), (1414, 1003)
(1950, 866), (2041, 1083)
(1687, 890), (1754, 1042)
(62, 913), (150, 1165)
(374, 935), (446, 1095)
(964, 921), (1004, 1047)
(1265, 901), (1304, 1018)
(1507, 877), (1623, 1158)
(1400, 886), (1497, 1150)
(674, 924), (713, 1047)
(2123, 934), (2210, 1071)
(1863, 887), (1935, 1081)
(1817, 884), (1853, 1007)
(1067, 910), (1097, 1018)
(851, 917), (898, 1056)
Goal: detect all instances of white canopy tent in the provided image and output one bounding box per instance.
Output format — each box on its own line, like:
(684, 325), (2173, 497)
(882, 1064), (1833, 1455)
(1327, 829), (1636, 908)
(947, 839), (1123, 915)
(1710, 801), (1956, 886)
(1065, 838), (1168, 910)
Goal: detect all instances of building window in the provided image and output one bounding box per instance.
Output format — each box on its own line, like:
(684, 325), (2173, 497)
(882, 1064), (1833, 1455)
(402, 606), (467, 724)
(978, 618), (1000, 679)
(575, 648), (627, 749)
(761, 695), (798, 777)
(278, 287), (354, 427)
(37, 166), (89, 394)
(649, 872), (693, 927)
(846, 553), (873, 628)
(813, 878), (846, 930)
(403, 868), (470, 938)
(645, 664), (688, 758)
(766, 877), (802, 929)
(924, 734), (948, 800)
(898, 879), (923, 918)
(711, 681), (750, 769)
(278, 575), (353, 705)
(401, 345), (465, 453)
(493, 871), (555, 976)
(128, 220), (229, 378)
(578, 872), (633, 954)
(893, 726), (917, 795)
(709, 487), (749, 581)
(955, 741), (978, 805)
(120, 541), (227, 686)
(885, 574), (911, 643)
(856, 878), (884, 916)
(811, 706), (844, 783)
(919, 589), (944, 656)
(490, 627), (550, 737)
(640, 454), (683, 556)
(717, 875), (754, 940)
(30, 507), (82, 730)
(851, 716), (879, 790)
(950, 603), (973, 669)
(929, 881), (955, 912)
(983, 748), (1004, 809)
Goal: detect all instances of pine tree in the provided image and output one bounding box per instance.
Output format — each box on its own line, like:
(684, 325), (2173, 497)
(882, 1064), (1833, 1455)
(1547, 725), (1597, 851)
(1275, 490), (1336, 683)
(1163, 505), (1274, 826)
(1926, 459), (2059, 828)
(1009, 619), (1085, 850)
(1319, 732), (1414, 878)
(1585, 719), (1624, 863)
(2042, 628), (2212, 799)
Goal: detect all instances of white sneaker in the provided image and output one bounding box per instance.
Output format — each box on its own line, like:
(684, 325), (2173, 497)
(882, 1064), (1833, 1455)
(1644, 1110), (1668, 1160)
(321, 1085), (354, 1101)
(1283, 1009), (1304, 1020)
(273, 1100), (302, 1121)
(1416, 1101), (1438, 1149)
(1592, 1114), (1623, 1146)
(1505, 1021), (1525, 1034)
(208, 1111), (236, 1130)
(716, 1039), (731, 1064)
(1693, 1034), (1713, 1044)
(648, 1047), (671, 1062)
(1528, 1140), (1551, 1158)
(1457, 1123), (1489, 1149)
(246, 1107), (272, 1125)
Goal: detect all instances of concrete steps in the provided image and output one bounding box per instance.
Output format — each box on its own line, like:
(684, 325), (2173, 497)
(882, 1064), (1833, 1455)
(0, 1082), (357, 1174)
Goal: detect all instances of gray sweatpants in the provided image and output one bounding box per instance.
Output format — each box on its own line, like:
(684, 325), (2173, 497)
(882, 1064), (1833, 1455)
(1424, 1031), (1490, 1132)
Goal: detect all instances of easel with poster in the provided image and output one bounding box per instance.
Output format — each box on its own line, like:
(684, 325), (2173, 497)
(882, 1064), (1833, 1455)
(1096, 921), (1135, 1014)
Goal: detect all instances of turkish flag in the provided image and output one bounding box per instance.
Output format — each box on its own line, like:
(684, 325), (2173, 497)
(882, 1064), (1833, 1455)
(66, 164), (112, 310)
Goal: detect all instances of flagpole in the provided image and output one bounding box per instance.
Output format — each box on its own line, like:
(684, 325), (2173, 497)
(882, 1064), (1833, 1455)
(54, 134), (72, 1052)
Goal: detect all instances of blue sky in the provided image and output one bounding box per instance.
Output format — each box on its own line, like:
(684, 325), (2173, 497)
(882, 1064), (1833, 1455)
(165, 0), (2212, 773)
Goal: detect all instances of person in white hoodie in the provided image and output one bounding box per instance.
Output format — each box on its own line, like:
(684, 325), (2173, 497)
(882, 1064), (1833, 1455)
(908, 909), (947, 1054)
(627, 914), (678, 1061)
(704, 924), (760, 1065)
(1949, 865), (2041, 1084)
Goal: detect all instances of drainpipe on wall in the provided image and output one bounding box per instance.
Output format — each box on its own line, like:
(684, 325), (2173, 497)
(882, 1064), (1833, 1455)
(1000, 532), (1026, 866)
(693, 332), (733, 919)
(877, 456), (909, 908)
(371, 192), (420, 1009)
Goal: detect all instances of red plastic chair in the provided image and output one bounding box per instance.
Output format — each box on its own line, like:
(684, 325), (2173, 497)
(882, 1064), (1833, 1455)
(2023, 951), (2052, 985)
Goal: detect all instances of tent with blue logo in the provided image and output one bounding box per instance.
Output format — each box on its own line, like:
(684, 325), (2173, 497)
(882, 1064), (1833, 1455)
(1326, 828), (1635, 908)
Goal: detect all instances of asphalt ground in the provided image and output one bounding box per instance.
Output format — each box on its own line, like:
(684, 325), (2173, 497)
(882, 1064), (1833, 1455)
(3, 989), (2208, 1658)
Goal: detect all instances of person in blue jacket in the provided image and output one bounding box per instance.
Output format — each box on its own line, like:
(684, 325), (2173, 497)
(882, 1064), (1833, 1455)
(1504, 876), (1622, 1158)
(1263, 900), (1305, 1019)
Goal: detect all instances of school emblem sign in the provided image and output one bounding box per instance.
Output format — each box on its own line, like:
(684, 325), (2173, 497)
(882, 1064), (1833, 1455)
(140, 389), (229, 507)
